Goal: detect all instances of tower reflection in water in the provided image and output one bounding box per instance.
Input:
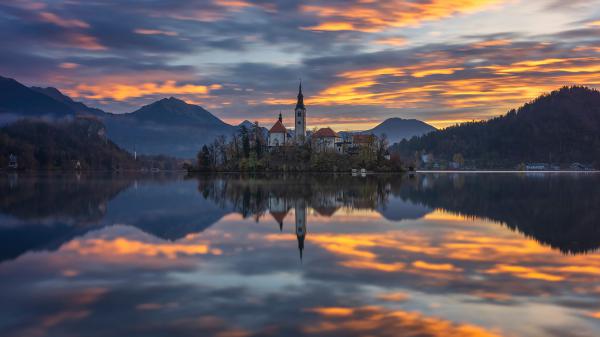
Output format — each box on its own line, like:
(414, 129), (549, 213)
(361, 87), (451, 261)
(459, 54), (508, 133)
(268, 195), (308, 260)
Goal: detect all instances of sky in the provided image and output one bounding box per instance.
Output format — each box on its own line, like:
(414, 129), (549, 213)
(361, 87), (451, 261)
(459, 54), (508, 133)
(1, 0), (600, 130)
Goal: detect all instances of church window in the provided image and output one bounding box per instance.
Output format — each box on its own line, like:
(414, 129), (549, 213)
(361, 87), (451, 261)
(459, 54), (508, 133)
(297, 111), (301, 117)
(298, 121), (301, 125)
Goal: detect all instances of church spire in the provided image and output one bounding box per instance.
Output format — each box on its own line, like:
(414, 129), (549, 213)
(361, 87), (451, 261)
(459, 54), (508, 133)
(296, 80), (305, 109)
(278, 112), (282, 122)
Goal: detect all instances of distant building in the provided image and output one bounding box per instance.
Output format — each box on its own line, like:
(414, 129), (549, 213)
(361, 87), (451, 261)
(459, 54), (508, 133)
(8, 154), (17, 169)
(313, 127), (342, 152)
(268, 113), (288, 147)
(421, 153), (433, 164)
(352, 134), (375, 147)
(526, 163), (548, 171)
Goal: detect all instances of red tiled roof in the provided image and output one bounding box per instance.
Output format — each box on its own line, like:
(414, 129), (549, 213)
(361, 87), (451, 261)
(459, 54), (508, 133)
(313, 127), (339, 138)
(269, 120), (287, 133)
(270, 210), (288, 224)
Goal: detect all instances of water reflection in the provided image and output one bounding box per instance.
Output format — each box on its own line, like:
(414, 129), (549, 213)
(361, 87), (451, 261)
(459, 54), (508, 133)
(1, 172), (600, 337)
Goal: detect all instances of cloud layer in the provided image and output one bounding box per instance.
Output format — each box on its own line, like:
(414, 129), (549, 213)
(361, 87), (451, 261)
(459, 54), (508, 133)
(1, 0), (600, 129)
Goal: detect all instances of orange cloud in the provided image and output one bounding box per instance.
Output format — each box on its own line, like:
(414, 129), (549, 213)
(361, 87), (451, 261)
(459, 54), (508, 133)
(39, 12), (90, 28)
(375, 37), (408, 47)
(413, 260), (462, 272)
(134, 28), (179, 36)
(301, 0), (506, 32)
(68, 33), (107, 51)
(68, 80), (222, 101)
(485, 264), (564, 282)
(301, 22), (379, 33)
(304, 306), (505, 337)
(59, 62), (79, 69)
(306, 307), (355, 316)
(63, 237), (222, 259)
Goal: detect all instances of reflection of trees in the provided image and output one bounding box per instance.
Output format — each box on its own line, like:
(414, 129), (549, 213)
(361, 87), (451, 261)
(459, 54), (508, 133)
(0, 173), (132, 224)
(400, 173), (600, 254)
(195, 174), (402, 220)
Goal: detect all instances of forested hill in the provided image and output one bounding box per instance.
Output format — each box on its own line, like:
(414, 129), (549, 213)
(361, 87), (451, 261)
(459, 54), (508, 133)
(0, 118), (136, 170)
(392, 86), (600, 169)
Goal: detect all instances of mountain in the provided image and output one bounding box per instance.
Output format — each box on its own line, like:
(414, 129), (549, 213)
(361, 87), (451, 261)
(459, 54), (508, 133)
(392, 86), (600, 168)
(30, 86), (106, 116)
(0, 76), (75, 121)
(339, 118), (435, 144)
(0, 76), (246, 158)
(364, 117), (436, 144)
(103, 98), (236, 157)
(130, 97), (228, 127)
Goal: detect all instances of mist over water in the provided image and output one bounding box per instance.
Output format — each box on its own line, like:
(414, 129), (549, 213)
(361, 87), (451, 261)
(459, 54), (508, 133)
(1, 172), (599, 337)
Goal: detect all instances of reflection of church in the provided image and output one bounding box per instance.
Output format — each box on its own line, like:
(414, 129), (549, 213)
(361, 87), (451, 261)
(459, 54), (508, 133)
(268, 196), (307, 260)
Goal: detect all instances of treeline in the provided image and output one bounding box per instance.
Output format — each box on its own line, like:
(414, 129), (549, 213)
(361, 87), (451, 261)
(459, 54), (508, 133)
(0, 117), (137, 170)
(392, 86), (600, 169)
(187, 123), (403, 172)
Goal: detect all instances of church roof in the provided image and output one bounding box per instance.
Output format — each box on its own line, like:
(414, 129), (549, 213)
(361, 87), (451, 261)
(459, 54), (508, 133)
(270, 210), (288, 225)
(313, 127), (339, 138)
(269, 120), (287, 133)
(296, 81), (305, 110)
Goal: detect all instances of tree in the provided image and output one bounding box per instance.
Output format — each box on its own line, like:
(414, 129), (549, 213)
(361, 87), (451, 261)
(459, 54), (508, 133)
(197, 145), (211, 171)
(452, 153), (464, 167)
(252, 121), (264, 159)
(240, 125), (250, 158)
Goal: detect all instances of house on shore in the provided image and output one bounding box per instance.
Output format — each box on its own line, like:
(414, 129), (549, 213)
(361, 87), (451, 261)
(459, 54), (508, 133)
(312, 127), (342, 153)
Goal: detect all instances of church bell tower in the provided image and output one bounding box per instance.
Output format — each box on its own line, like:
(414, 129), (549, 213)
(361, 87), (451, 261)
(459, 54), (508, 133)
(294, 81), (306, 142)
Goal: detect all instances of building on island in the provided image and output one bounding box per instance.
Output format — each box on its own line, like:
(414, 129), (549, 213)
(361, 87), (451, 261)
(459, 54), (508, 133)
(294, 82), (306, 142)
(268, 113), (288, 147)
(266, 81), (379, 156)
(312, 127), (342, 153)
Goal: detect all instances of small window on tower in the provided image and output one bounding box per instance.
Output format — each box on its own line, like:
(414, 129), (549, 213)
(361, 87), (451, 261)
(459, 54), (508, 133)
(297, 112), (301, 117)
(298, 121), (301, 125)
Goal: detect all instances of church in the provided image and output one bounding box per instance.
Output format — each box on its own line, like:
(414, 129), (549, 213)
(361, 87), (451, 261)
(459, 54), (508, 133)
(268, 81), (307, 147)
(268, 82), (351, 153)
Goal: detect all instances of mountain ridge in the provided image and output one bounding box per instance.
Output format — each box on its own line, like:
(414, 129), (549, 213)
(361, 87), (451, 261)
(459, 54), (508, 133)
(392, 86), (600, 168)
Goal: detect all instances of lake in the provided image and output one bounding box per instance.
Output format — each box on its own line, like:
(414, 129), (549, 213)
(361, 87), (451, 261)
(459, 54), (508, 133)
(1, 172), (599, 337)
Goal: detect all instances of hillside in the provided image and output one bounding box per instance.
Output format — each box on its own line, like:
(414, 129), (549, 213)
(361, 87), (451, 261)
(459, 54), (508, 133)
(364, 117), (436, 144)
(0, 76), (75, 120)
(104, 98), (237, 157)
(0, 117), (136, 170)
(30, 86), (106, 116)
(392, 86), (600, 169)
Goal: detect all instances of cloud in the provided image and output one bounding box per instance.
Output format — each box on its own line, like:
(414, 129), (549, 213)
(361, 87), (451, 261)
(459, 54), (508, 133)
(300, 0), (507, 32)
(66, 80), (222, 101)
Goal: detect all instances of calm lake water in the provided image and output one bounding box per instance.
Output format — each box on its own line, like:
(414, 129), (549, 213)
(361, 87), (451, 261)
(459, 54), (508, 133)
(1, 172), (599, 337)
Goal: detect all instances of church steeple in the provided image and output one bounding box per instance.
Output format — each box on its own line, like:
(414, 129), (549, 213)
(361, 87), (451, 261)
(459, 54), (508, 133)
(296, 81), (305, 109)
(294, 80), (307, 141)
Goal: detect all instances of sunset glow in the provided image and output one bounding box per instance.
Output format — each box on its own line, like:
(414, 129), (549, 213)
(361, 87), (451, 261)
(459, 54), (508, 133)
(1, 0), (600, 129)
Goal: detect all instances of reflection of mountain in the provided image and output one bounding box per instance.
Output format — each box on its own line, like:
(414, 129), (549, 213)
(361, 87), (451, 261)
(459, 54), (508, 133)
(0, 174), (231, 262)
(376, 196), (431, 222)
(399, 173), (600, 254)
(105, 180), (231, 240)
(2, 173), (598, 264)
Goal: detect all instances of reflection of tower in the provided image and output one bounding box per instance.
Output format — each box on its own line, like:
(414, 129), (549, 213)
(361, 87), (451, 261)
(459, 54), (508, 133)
(295, 200), (307, 260)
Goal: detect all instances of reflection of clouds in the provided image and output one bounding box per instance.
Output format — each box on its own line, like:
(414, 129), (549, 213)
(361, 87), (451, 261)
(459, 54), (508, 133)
(304, 306), (504, 337)
(63, 236), (222, 260)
